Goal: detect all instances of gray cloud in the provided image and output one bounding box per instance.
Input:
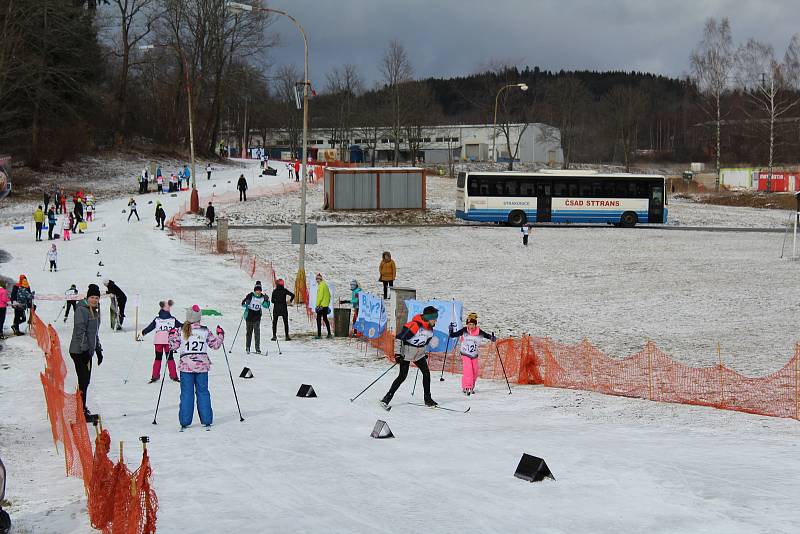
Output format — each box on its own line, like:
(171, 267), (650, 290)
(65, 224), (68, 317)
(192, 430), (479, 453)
(261, 0), (800, 87)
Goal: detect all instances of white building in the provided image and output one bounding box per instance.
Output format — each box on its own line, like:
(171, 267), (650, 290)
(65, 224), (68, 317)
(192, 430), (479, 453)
(250, 123), (563, 165)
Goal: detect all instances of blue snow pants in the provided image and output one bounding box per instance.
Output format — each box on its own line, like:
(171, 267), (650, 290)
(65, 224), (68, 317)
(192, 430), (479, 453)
(179, 371), (213, 427)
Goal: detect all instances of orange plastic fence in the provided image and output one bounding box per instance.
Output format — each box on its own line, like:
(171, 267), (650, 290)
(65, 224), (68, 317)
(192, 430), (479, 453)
(31, 309), (159, 533)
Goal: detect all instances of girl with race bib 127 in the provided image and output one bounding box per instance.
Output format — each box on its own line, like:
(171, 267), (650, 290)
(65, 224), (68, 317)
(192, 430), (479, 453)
(169, 304), (225, 430)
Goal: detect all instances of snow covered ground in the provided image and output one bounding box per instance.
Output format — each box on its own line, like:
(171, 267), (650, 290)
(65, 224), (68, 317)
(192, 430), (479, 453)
(1, 160), (799, 533)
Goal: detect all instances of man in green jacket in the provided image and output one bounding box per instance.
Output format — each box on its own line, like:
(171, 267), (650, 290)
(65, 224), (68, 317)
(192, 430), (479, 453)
(33, 205), (45, 241)
(314, 273), (332, 339)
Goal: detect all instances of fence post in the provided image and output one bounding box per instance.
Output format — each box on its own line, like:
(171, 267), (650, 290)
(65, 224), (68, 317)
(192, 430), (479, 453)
(795, 344), (799, 420)
(646, 341), (653, 401)
(717, 342), (725, 407)
(217, 218), (228, 253)
(585, 338), (594, 389)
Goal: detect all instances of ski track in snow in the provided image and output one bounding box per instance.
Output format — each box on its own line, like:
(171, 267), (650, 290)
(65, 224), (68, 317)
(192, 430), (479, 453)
(0, 159), (799, 533)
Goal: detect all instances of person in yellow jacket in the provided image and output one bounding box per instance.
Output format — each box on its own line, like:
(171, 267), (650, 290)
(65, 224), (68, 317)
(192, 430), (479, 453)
(378, 251), (396, 299)
(33, 205), (45, 241)
(314, 272), (332, 339)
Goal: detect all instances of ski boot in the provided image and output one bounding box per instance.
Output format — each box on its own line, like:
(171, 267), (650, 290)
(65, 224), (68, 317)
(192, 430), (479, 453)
(424, 398), (438, 408)
(148, 377), (159, 384)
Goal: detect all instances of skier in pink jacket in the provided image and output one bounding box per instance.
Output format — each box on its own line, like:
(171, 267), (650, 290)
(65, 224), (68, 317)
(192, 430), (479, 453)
(168, 304), (224, 430)
(140, 300), (181, 383)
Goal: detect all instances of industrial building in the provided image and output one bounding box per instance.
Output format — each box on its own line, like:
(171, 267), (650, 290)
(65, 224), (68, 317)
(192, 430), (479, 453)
(242, 123), (563, 166)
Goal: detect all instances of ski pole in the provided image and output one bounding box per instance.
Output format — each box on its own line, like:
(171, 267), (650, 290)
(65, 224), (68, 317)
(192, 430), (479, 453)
(267, 308), (282, 354)
(151, 356), (168, 424)
(493, 334), (512, 395)
(123, 338), (144, 384)
(440, 300), (457, 381)
(411, 367), (419, 396)
(227, 308), (246, 353)
(54, 302), (66, 323)
(350, 362), (397, 402)
(221, 340), (245, 421)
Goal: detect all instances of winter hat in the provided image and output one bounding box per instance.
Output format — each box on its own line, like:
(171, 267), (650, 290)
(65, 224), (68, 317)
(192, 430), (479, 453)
(276, 279), (284, 286)
(254, 283), (263, 292)
(350, 280), (359, 289)
(422, 306), (439, 321)
(87, 284), (101, 298)
(186, 304), (202, 323)
(69, 284), (77, 289)
(466, 312), (478, 324)
(315, 273), (323, 280)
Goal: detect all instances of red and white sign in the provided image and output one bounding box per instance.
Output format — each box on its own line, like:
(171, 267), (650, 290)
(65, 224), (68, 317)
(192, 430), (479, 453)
(757, 172), (799, 192)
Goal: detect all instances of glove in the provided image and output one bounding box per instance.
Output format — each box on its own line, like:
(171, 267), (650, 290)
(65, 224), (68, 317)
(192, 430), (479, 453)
(96, 349), (103, 366)
(491, 333), (497, 343)
(216, 325), (225, 336)
(394, 353), (404, 363)
(315, 306), (323, 314)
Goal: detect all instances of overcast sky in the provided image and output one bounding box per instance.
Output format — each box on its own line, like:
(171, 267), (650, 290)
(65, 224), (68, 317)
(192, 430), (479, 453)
(261, 0), (799, 88)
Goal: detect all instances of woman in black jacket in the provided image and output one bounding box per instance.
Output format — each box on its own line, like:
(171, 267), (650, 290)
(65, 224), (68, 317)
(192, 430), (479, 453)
(270, 279), (294, 341)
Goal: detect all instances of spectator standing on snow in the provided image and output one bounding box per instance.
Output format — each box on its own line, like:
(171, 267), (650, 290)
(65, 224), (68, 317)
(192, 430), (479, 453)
(64, 284), (78, 322)
(521, 224), (530, 246)
(270, 278), (294, 341)
(206, 202), (215, 228)
(237, 174), (248, 201)
(43, 191), (51, 213)
(241, 282), (269, 354)
(0, 281), (9, 339)
(155, 201), (166, 230)
(293, 159), (300, 182)
(33, 206), (45, 241)
(47, 244), (58, 272)
(55, 189), (62, 213)
(339, 280), (361, 330)
(182, 165), (191, 188)
(286, 162), (294, 180)
(46, 207), (57, 240)
(72, 199), (84, 232)
(103, 279), (127, 330)
(62, 214), (73, 241)
(448, 312), (495, 396)
(379, 251), (396, 299)
(380, 305), (440, 408)
(127, 198), (140, 222)
(68, 283), (103, 421)
(10, 275), (33, 336)
(59, 188), (68, 214)
(140, 300), (181, 383)
(206, 162), (212, 180)
(168, 305), (224, 430)
(314, 273), (332, 339)
(156, 174), (164, 194)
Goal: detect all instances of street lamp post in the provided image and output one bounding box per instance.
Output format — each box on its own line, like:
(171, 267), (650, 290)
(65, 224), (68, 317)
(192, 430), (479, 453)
(492, 83), (528, 164)
(227, 1), (310, 303)
(140, 44), (199, 212)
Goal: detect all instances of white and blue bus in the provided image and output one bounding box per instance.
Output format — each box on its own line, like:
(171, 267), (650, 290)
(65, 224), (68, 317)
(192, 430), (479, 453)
(455, 170), (667, 227)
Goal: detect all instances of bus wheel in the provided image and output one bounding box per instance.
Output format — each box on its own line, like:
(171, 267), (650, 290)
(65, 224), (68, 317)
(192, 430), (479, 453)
(620, 212), (638, 228)
(508, 210), (527, 226)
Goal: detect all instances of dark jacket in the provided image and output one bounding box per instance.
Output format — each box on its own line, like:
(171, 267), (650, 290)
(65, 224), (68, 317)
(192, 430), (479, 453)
(10, 285), (33, 309)
(271, 286), (295, 315)
(396, 314), (434, 361)
(206, 205), (215, 221)
(242, 291), (269, 321)
(105, 280), (127, 306)
(68, 299), (102, 355)
(155, 206), (166, 221)
(141, 309), (182, 336)
(237, 176), (248, 191)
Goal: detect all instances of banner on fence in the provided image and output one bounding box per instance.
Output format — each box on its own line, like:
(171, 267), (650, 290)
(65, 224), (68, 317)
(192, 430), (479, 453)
(354, 291), (386, 338)
(405, 299), (463, 352)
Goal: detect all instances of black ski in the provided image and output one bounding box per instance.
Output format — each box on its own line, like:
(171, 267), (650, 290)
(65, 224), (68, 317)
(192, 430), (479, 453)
(406, 402), (470, 413)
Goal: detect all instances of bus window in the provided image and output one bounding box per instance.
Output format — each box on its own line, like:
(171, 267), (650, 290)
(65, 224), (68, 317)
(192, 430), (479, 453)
(553, 181), (568, 196)
(457, 172), (466, 188)
(520, 180), (535, 196)
(493, 180), (504, 196)
(636, 182), (648, 198)
(579, 182), (591, 196)
(504, 180), (518, 196)
(628, 183), (637, 197)
(478, 178), (491, 196)
(602, 181), (615, 197)
(592, 182), (603, 196)
(568, 182), (578, 196)
(615, 181), (628, 197)
(468, 177), (479, 196)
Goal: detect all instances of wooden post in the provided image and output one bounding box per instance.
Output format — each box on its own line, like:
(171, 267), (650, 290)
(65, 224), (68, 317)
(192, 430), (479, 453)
(586, 339), (594, 388)
(646, 342), (653, 401)
(217, 218), (229, 253)
(717, 342), (725, 407)
(795, 344), (799, 420)
(119, 441), (124, 463)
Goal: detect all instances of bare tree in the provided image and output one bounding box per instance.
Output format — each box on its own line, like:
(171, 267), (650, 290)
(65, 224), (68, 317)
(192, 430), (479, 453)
(690, 17), (733, 191)
(544, 76), (589, 169)
(604, 86), (646, 172)
(325, 63), (362, 160)
(379, 40), (412, 163)
(274, 64), (303, 156)
(105, 0), (159, 147)
(354, 85), (388, 166)
(735, 35), (800, 192)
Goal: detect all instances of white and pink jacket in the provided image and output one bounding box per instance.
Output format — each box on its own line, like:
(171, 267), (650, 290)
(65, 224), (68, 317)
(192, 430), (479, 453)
(168, 323), (224, 373)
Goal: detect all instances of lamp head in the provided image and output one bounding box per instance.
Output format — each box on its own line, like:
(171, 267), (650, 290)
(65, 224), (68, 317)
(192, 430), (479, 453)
(519, 83), (529, 91)
(227, 1), (254, 12)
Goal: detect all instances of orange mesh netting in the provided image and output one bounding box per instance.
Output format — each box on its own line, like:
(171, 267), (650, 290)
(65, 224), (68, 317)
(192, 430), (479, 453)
(128, 449), (159, 534)
(89, 430), (115, 530)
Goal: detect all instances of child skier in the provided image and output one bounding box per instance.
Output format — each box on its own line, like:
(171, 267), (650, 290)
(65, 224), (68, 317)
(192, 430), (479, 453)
(168, 305), (224, 430)
(140, 300), (181, 383)
(241, 282), (269, 354)
(47, 244), (58, 272)
(156, 174), (164, 194)
(127, 198), (140, 222)
(63, 214), (72, 240)
(381, 305), (440, 408)
(64, 284), (78, 322)
(448, 312), (495, 396)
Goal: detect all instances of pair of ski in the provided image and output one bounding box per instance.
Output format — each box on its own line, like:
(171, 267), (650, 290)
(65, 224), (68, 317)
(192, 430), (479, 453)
(180, 425), (212, 432)
(380, 401), (470, 413)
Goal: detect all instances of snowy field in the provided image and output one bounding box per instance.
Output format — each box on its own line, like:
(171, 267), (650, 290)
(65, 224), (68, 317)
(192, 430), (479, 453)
(1, 160), (800, 533)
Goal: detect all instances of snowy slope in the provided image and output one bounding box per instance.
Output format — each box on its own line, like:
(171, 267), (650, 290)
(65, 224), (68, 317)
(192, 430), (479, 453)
(0, 161), (799, 533)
